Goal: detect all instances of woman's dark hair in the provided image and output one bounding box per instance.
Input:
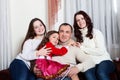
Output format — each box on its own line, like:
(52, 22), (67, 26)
(73, 10), (93, 43)
(36, 30), (58, 50)
(21, 18), (46, 50)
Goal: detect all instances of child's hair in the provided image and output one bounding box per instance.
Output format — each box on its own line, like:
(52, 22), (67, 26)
(37, 30), (58, 50)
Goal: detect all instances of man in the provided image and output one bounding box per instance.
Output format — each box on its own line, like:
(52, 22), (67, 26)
(35, 23), (95, 80)
(53, 23), (95, 79)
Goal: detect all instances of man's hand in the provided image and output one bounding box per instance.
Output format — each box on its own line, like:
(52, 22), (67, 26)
(33, 64), (41, 76)
(68, 66), (79, 77)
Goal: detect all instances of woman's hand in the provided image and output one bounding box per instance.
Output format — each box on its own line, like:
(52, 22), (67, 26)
(36, 45), (51, 56)
(68, 39), (81, 47)
(75, 42), (81, 47)
(68, 39), (76, 46)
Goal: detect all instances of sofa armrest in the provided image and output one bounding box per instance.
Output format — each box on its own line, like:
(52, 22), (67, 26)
(0, 69), (11, 80)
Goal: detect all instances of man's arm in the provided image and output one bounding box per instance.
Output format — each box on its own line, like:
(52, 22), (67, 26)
(75, 47), (95, 72)
(68, 47), (95, 77)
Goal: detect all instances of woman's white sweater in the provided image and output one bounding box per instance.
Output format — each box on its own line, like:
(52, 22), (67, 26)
(79, 27), (112, 64)
(16, 39), (41, 69)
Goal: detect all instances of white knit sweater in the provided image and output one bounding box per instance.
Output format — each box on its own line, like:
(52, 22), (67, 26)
(79, 27), (112, 64)
(16, 38), (42, 69)
(52, 46), (95, 72)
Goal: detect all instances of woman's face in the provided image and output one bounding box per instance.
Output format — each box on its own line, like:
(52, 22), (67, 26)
(33, 20), (45, 36)
(76, 14), (87, 29)
(49, 33), (59, 46)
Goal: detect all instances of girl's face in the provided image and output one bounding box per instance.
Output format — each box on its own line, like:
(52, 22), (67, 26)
(33, 20), (45, 36)
(49, 33), (59, 45)
(76, 14), (87, 29)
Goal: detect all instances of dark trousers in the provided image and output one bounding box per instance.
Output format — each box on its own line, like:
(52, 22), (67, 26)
(9, 59), (36, 80)
(84, 60), (115, 80)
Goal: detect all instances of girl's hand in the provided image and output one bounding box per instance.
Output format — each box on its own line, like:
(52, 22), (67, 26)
(36, 45), (51, 56)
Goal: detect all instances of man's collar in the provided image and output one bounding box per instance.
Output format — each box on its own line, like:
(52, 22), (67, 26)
(59, 39), (72, 46)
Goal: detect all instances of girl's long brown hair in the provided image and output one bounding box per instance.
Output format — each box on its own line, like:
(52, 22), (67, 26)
(36, 30), (58, 50)
(21, 18), (46, 51)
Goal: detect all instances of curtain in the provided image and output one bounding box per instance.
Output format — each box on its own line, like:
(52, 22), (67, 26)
(0, 0), (12, 70)
(64, 0), (120, 59)
(48, 0), (61, 30)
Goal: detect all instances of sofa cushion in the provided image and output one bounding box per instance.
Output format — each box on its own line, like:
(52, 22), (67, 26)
(0, 69), (11, 80)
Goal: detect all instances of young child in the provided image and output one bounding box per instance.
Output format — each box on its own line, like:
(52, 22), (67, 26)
(35, 30), (70, 80)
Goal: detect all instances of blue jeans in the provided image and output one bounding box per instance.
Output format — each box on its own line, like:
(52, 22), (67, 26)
(9, 59), (36, 80)
(84, 60), (115, 80)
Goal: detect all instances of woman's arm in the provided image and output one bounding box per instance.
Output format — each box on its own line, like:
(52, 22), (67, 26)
(20, 40), (51, 60)
(76, 48), (95, 72)
(80, 29), (108, 56)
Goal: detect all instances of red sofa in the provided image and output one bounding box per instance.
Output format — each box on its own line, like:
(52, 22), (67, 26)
(0, 69), (11, 80)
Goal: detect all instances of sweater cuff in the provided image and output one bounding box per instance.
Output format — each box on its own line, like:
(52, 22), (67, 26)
(76, 64), (84, 72)
(80, 45), (85, 50)
(34, 51), (39, 58)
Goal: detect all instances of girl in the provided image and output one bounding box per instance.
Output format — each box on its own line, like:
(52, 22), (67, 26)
(9, 18), (50, 80)
(35, 30), (69, 80)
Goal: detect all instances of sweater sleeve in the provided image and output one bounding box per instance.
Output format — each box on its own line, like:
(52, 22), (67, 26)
(74, 47), (95, 72)
(20, 39), (37, 60)
(46, 42), (68, 56)
(80, 29), (107, 56)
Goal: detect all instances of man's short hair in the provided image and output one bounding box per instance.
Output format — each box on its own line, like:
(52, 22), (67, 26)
(58, 23), (73, 33)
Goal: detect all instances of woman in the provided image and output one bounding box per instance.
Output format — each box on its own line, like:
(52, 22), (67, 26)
(9, 18), (51, 80)
(73, 10), (115, 80)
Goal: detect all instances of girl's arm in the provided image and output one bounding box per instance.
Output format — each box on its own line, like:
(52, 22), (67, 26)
(46, 42), (68, 56)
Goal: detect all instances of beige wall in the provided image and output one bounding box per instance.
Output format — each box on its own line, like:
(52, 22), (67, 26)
(10, 0), (47, 58)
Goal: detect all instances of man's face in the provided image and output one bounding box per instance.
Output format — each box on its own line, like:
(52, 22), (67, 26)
(59, 25), (72, 43)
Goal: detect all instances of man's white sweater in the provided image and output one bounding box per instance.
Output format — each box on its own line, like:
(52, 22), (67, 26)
(52, 46), (95, 72)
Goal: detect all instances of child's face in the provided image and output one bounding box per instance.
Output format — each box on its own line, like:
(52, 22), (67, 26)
(33, 20), (45, 36)
(49, 33), (59, 45)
